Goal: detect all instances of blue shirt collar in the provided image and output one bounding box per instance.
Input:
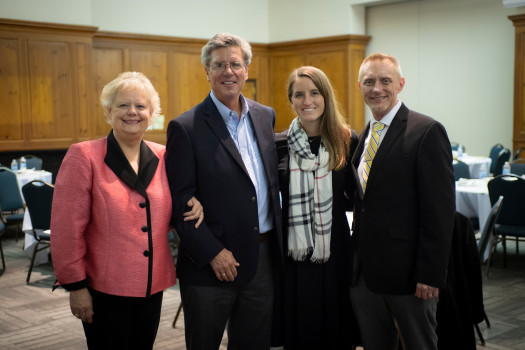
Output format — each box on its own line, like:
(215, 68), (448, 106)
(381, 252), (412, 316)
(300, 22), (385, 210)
(210, 91), (250, 124)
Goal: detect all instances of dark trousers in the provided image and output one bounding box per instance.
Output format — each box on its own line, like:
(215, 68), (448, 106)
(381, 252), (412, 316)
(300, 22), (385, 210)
(350, 275), (438, 350)
(180, 239), (273, 350)
(82, 289), (163, 350)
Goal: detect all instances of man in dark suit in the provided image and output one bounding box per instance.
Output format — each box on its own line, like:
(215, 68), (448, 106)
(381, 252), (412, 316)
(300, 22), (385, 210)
(349, 52), (455, 349)
(165, 33), (283, 350)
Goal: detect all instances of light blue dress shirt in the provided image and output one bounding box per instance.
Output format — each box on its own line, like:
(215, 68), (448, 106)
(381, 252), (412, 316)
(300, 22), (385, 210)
(210, 91), (273, 233)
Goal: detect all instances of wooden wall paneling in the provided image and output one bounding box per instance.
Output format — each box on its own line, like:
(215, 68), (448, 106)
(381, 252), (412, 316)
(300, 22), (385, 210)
(347, 42), (369, 132)
(269, 54), (305, 132)
(129, 49), (169, 144)
(519, 27), (525, 152)
(171, 52), (210, 120)
(0, 19), (370, 151)
(0, 37), (24, 144)
(0, 19), (97, 151)
(243, 55), (259, 101)
(92, 47), (124, 139)
(307, 50), (348, 125)
(510, 15), (525, 152)
(268, 35), (370, 133)
(258, 54), (271, 106)
(240, 46), (270, 105)
(27, 40), (75, 142)
(75, 43), (93, 141)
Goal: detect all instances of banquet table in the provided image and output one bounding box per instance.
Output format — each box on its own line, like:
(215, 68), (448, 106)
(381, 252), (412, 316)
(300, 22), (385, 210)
(457, 154), (492, 179)
(17, 169), (53, 264)
(455, 178), (491, 260)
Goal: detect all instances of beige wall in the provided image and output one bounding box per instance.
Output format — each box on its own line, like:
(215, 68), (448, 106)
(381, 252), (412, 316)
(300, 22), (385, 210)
(366, 0), (524, 155)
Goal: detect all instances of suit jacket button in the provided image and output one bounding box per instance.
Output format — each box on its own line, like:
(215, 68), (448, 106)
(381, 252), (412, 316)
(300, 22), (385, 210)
(142, 225), (149, 232)
(139, 201), (146, 208)
(143, 250), (150, 257)
(253, 227), (259, 232)
(251, 197), (256, 202)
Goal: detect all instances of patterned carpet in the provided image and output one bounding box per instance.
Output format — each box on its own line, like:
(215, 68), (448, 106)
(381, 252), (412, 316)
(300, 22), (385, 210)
(0, 230), (524, 349)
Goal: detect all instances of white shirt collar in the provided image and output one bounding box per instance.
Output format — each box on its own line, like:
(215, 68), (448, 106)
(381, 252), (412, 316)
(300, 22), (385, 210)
(370, 99), (402, 128)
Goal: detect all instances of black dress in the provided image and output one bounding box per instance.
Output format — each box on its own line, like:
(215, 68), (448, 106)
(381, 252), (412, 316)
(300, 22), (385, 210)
(274, 130), (360, 350)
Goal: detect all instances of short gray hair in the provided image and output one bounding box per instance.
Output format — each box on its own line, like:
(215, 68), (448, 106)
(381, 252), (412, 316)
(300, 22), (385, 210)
(358, 52), (403, 82)
(100, 71), (161, 124)
(201, 32), (252, 68)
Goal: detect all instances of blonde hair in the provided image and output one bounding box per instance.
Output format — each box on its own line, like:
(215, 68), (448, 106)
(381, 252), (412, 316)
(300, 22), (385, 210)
(100, 71), (161, 124)
(287, 66), (351, 171)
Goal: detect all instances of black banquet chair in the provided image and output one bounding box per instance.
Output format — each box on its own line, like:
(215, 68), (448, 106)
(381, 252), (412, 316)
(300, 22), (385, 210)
(488, 143), (504, 174)
(453, 160), (471, 181)
(17, 155), (43, 170)
(0, 167), (25, 242)
(510, 161), (525, 176)
(0, 208), (6, 271)
(22, 180), (54, 284)
(487, 175), (525, 268)
(436, 212), (489, 348)
(492, 148), (511, 177)
(477, 196), (504, 278)
(513, 147), (523, 160)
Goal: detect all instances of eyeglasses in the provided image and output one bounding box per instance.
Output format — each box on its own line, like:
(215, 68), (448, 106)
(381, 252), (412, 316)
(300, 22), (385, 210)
(210, 61), (245, 72)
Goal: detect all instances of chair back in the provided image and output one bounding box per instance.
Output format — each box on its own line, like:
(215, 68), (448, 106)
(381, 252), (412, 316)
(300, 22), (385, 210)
(21, 180), (54, 231)
(453, 160), (471, 181)
(477, 196), (503, 262)
(0, 167), (25, 211)
(510, 162), (525, 176)
(17, 155), (43, 170)
(451, 142), (465, 152)
(0, 206), (5, 235)
(487, 175), (525, 227)
(514, 147), (523, 160)
(489, 143), (504, 173)
(492, 148), (511, 176)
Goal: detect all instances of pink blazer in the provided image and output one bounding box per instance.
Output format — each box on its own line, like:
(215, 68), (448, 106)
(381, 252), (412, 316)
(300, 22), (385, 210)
(51, 135), (175, 297)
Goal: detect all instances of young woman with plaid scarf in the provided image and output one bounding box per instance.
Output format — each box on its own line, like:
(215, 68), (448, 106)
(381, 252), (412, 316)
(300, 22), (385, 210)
(274, 66), (361, 349)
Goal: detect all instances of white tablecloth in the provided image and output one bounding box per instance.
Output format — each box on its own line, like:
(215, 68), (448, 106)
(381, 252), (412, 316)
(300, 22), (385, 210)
(17, 170), (53, 264)
(455, 178), (491, 261)
(457, 154), (492, 179)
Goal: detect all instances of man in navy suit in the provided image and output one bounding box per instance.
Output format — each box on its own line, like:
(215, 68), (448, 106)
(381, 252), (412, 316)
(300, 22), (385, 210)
(166, 33), (283, 350)
(349, 52), (455, 349)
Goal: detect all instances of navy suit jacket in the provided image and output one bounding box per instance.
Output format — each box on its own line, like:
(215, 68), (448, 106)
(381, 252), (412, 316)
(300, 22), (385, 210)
(350, 103), (455, 294)
(166, 94), (283, 286)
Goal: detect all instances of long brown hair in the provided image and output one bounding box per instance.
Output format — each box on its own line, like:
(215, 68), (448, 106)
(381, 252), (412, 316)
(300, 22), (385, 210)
(287, 66), (351, 171)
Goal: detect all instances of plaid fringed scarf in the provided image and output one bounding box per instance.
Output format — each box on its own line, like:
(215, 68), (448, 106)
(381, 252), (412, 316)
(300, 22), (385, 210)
(287, 118), (333, 263)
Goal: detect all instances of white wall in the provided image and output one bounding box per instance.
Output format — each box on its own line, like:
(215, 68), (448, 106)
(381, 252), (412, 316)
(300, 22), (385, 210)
(365, 0), (525, 155)
(268, 0), (366, 42)
(0, 0), (92, 25)
(0, 0), (270, 42)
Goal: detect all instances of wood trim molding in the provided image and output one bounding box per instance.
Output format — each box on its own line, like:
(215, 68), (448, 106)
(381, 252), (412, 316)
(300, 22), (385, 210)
(0, 17), (97, 35)
(268, 34), (371, 49)
(509, 14), (525, 152)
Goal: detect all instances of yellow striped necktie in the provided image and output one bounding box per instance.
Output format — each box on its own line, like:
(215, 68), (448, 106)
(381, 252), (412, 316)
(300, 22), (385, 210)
(362, 122), (385, 191)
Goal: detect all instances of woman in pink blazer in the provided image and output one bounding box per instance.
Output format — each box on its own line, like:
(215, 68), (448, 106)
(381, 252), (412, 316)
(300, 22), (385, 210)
(51, 72), (202, 350)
